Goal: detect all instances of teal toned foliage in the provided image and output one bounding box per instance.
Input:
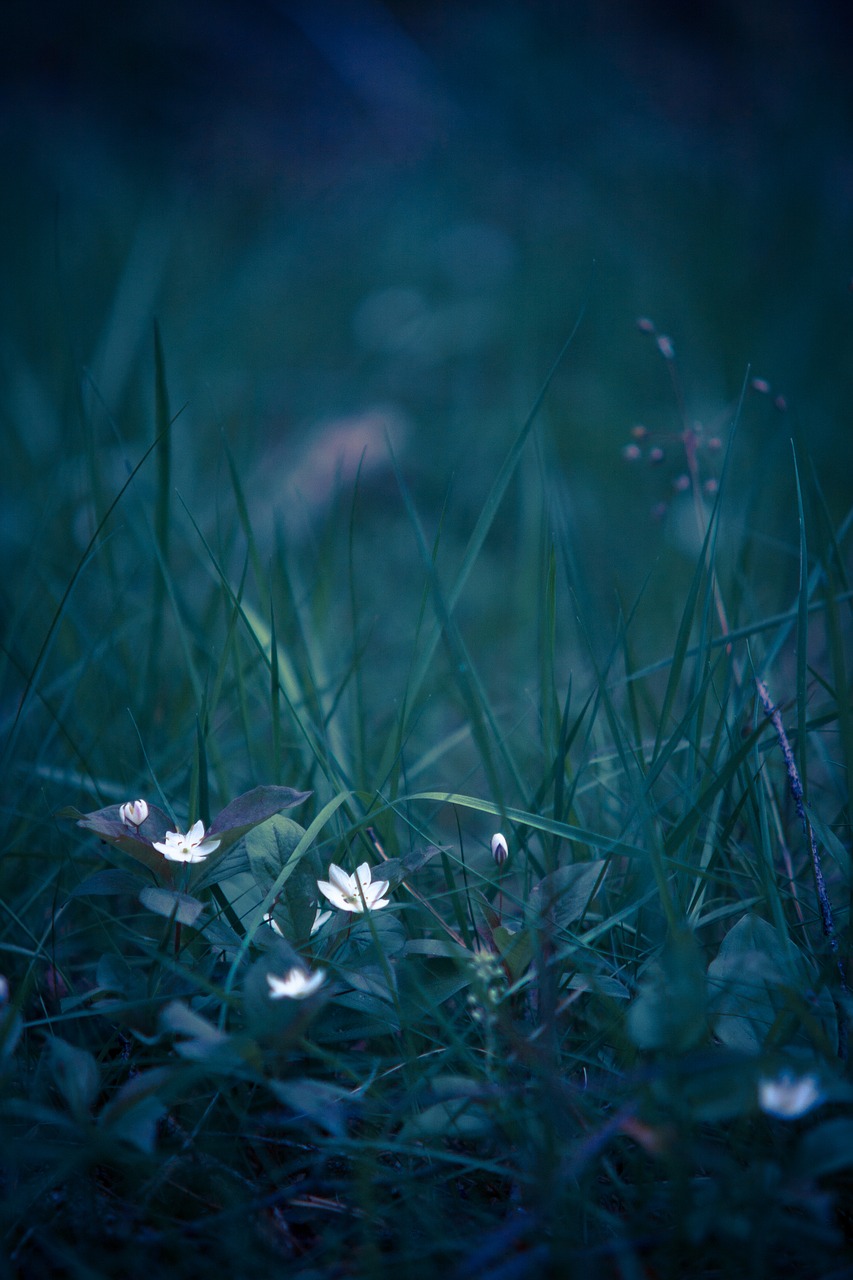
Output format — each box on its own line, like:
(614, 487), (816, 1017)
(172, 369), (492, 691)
(2, 58), (853, 1267)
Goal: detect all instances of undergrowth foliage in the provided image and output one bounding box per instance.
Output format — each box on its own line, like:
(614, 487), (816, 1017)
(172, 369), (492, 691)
(1, 323), (853, 1279)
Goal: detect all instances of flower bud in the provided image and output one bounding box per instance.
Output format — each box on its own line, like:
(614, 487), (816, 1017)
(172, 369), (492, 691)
(119, 799), (149, 827)
(656, 335), (674, 360)
(490, 832), (508, 867)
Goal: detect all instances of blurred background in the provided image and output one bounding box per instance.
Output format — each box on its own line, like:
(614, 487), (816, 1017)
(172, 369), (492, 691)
(1, 0), (852, 771)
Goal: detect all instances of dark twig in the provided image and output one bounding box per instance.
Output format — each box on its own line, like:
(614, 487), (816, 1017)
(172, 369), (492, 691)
(756, 677), (848, 1061)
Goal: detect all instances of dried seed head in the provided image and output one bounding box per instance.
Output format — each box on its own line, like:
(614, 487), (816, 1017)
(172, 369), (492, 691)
(656, 335), (675, 360)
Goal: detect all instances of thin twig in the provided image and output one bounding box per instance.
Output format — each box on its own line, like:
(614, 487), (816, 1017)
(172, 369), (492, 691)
(755, 677), (849, 1061)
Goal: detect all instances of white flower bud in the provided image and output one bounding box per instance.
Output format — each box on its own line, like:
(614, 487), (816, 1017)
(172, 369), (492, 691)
(490, 832), (508, 867)
(119, 799), (149, 827)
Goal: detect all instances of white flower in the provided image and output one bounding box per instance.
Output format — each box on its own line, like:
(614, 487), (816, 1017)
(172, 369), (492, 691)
(758, 1071), (822, 1119)
(152, 820), (221, 863)
(317, 862), (390, 914)
(491, 832), (508, 866)
(119, 799), (149, 827)
(267, 966), (326, 1000)
(263, 911), (284, 937)
(310, 908), (333, 935)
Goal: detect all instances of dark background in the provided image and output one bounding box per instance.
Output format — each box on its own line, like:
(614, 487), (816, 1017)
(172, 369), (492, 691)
(2, 0), (852, 633)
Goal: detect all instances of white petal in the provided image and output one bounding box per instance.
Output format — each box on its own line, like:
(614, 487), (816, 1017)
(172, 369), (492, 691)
(355, 863), (373, 891)
(758, 1073), (821, 1119)
(186, 820), (206, 845)
(267, 967), (326, 1000)
(317, 880), (351, 911)
(365, 879), (390, 905)
(310, 909), (332, 935)
(327, 864), (356, 895)
(160, 846), (191, 862)
(264, 912), (284, 937)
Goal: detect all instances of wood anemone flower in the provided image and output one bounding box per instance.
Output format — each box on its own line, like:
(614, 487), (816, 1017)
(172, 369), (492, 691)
(758, 1072), (822, 1119)
(266, 967), (326, 1000)
(317, 862), (390, 914)
(152, 820), (221, 863)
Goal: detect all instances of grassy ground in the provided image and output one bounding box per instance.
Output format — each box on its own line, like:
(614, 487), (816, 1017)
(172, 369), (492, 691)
(2, 3), (853, 1276)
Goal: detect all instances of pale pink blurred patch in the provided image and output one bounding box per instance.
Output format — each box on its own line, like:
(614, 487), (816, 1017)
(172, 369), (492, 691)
(290, 406), (408, 506)
(254, 404), (409, 540)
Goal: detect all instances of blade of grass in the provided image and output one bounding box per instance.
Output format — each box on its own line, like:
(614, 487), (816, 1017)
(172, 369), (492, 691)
(376, 290), (591, 787)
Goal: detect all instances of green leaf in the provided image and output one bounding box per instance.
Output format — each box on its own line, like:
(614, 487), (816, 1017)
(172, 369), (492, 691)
(401, 1096), (493, 1141)
(398, 958), (473, 1017)
(208, 785), (312, 850)
(0, 1008), (23, 1063)
(375, 844), (442, 891)
(99, 1067), (172, 1153)
(795, 1118), (853, 1178)
(160, 1001), (247, 1068)
(257, 845), (326, 944)
(627, 928), (707, 1052)
(527, 861), (606, 930)
(404, 938), (471, 961)
(66, 803), (175, 876)
(707, 914), (832, 1054)
(493, 925), (534, 982)
(70, 869), (146, 897)
(49, 1037), (100, 1118)
(139, 886), (205, 926)
(245, 814), (308, 898)
(267, 1078), (349, 1138)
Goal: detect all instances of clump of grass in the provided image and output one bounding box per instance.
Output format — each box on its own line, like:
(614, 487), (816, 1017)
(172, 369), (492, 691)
(1, 320), (852, 1280)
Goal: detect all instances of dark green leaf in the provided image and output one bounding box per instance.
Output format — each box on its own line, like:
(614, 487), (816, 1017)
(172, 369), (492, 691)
(70, 869), (146, 897)
(628, 928), (707, 1052)
(139, 886), (205, 926)
(267, 1078), (349, 1138)
(49, 1037), (100, 1118)
(208, 785), (311, 845)
(527, 860), (606, 929)
(245, 814), (308, 899)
